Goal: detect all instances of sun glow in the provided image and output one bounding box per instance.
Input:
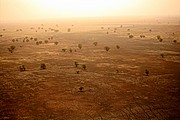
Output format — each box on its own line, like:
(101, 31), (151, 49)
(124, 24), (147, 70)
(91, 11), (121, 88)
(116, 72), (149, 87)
(28, 0), (138, 18)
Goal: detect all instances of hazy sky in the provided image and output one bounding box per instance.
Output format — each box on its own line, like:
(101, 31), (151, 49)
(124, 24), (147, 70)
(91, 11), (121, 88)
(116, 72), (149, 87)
(0, 0), (180, 21)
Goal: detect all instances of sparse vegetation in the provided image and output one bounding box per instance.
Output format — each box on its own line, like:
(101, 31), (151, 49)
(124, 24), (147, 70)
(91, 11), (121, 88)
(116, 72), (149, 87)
(82, 64), (86, 70)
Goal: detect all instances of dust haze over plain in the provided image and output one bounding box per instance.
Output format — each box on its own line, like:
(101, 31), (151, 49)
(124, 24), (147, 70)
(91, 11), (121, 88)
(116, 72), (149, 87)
(0, 0), (180, 23)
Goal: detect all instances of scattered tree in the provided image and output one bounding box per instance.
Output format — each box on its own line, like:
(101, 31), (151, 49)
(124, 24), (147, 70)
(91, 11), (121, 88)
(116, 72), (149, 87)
(160, 54), (164, 58)
(44, 40), (48, 44)
(145, 69), (149, 76)
(40, 63), (46, 70)
(116, 45), (120, 49)
(79, 87), (84, 92)
(140, 35), (145, 38)
(62, 49), (67, 52)
(74, 62), (79, 67)
(93, 42), (98, 46)
(104, 46), (110, 52)
(54, 42), (58, 45)
(12, 39), (15, 42)
(159, 38), (163, 42)
(82, 64), (86, 70)
(36, 42), (39, 45)
(129, 35), (134, 38)
(39, 41), (43, 44)
(67, 28), (71, 32)
(8, 45), (15, 53)
(76, 71), (80, 74)
(78, 44), (82, 49)
(34, 38), (38, 41)
(69, 48), (73, 53)
(173, 40), (177, 43)
(19, 65), (26, 72)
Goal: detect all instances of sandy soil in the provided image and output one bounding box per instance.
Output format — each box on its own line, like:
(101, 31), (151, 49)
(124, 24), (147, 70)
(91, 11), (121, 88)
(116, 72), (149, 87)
(0, 22), (180, 120)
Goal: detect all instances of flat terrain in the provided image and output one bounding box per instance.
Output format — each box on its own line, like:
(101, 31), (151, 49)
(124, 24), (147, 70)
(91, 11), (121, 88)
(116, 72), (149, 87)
(0, 22), (180, 120)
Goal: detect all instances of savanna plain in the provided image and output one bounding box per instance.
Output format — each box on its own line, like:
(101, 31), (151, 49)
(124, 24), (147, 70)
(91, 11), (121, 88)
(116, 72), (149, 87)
(0, 18), (180, 120)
